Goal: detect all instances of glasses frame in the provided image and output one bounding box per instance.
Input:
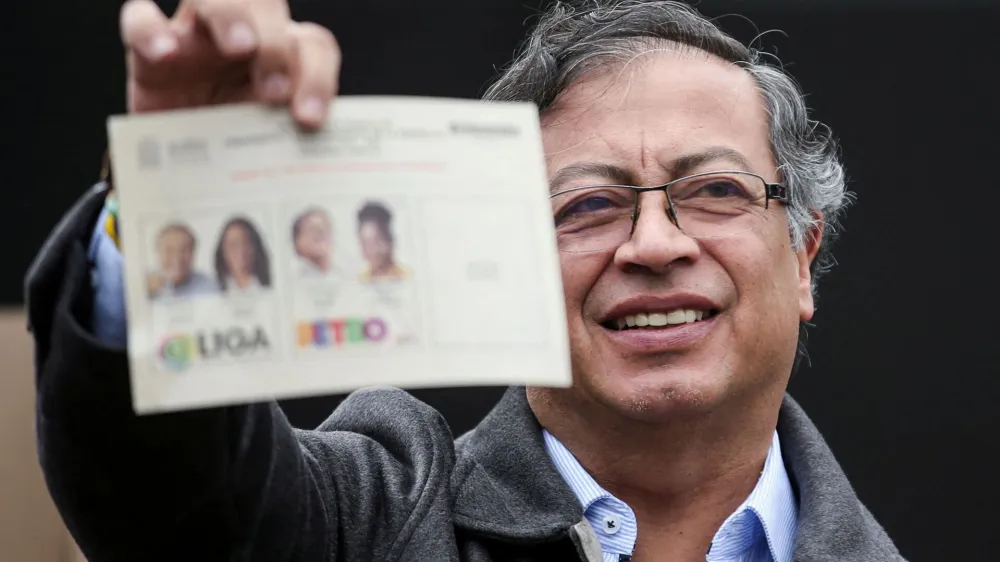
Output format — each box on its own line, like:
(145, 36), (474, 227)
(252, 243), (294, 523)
(549, 169), (789, 244)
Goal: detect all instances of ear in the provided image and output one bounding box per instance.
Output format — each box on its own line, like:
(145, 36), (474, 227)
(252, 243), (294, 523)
(797, 213), (824, 322)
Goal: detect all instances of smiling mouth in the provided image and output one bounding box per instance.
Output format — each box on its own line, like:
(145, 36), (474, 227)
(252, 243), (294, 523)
(601, 309), (720, 331)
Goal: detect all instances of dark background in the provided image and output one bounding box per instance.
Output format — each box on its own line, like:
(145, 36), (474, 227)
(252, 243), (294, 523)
(6, 1), (997, 560)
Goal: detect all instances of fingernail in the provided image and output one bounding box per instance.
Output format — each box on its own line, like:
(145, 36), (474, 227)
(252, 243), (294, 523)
(147, 34), (177, 60)
(297, 97), (326, 122)
(262, 74), (291, 99)
(227, 21), (257, 50)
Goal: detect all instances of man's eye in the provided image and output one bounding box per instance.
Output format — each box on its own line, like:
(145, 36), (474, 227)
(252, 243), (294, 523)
(695, 180), (749, 198)
(562, 196), (618, 216)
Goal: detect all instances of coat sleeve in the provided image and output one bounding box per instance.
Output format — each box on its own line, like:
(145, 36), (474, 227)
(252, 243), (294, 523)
(26, 184), (456, 562)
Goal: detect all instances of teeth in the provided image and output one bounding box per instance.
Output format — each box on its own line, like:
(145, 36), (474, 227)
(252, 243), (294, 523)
(665, 310), (686, 324)
(647, 313), (668, 327)
(612, 309), (710, 330)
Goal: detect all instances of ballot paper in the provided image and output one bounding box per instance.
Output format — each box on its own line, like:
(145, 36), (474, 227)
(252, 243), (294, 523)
(107, 97), (571, 414)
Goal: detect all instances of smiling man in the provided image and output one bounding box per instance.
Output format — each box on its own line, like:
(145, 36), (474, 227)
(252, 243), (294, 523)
(146, 223), (216, 299)
(518, 53), (822, 561)
(27, 1), (904, 561)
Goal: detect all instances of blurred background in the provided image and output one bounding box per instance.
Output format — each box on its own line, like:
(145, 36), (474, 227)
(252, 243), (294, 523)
(2, 0), (996, 560)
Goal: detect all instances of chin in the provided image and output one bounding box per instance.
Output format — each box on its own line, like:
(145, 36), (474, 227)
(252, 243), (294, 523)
(594, 367), (731, 422)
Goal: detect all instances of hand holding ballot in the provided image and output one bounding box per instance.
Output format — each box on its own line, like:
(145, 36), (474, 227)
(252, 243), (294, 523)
(120, 0), (339, 127)
(109, 99), (570, 413)
(110, 1), (571, 413)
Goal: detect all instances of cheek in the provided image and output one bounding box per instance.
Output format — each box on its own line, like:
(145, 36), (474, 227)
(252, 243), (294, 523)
(710, 232), (800, 318)
(560, 253), (611, 318)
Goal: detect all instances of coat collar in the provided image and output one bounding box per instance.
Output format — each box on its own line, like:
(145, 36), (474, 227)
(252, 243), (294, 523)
(776, 396), (903, 561)
(451, 387), (902, 561)
(450, 387), (582, 542)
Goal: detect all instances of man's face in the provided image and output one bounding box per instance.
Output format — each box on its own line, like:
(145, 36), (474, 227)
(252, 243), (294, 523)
(541, 51), (819, 420)
(295, 212), (332, 268)
(157, 228), (195, 285)
(359, 221), (392, 271)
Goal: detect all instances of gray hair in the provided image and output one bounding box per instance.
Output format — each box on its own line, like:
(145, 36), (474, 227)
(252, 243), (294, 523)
(484, 0), (850, 294)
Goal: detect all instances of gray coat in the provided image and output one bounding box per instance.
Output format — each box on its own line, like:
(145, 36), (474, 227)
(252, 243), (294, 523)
(29, 184), (906, 561)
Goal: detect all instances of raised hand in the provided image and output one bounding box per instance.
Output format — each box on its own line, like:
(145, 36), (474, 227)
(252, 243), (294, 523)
(119, 0), (340, 128)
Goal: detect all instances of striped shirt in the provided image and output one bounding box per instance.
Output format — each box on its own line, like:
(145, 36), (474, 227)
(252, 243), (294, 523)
(543, 430), (797, 562)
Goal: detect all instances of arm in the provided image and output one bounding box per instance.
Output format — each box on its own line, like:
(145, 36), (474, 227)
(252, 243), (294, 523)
(28, 184), (331, 561)
(28, 185), (455, 561)
(28, 4), (448, 557)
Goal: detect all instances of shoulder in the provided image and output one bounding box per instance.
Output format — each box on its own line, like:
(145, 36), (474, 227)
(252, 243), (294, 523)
(191, 271), (215, 284)
(26, 183), (109, 345)
(778, 395), (906, 561)
(183, 272), (218, 295)
(294, 388), (457, 556)
(301, 387), (456, 476)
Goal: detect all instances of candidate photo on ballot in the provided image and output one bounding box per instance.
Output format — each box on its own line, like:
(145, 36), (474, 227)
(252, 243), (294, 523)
(145, 222), (216, 300)
(214, 215), (272, 294)
(291, 206), (343, 281)
(357, 200), (411, 284)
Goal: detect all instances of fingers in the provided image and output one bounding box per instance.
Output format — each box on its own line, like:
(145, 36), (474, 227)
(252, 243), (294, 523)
(183, 0), (338, 126)
(183, 0), (255, 56)
(121, 0), (179, 61)
(288, 22), (341, 127)
(251, 18), (297, 105)
(127, 0), (340, 128)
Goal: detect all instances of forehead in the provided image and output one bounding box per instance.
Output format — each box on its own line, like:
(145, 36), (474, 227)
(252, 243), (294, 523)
(540, 50), (774, 183)
(224, 224), (249, 238)
(159, 228), (192, 245)
(301, 213), (329, 228)
(359, 221), (382, 234)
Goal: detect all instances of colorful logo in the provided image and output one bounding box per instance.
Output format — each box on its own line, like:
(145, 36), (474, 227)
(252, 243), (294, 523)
(298, 317), (389, 349)
(159, 334), (196, 371)
(158, 326), (271, 371)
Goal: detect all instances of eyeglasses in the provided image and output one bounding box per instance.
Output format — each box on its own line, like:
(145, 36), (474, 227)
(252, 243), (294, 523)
(549, 170), (788, 253)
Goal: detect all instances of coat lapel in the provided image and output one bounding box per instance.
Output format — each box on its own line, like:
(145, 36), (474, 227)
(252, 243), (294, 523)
(778, 396), (905, 561)
(450, 386), (582, 542)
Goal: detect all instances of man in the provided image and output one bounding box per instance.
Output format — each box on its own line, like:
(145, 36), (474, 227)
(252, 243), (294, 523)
(146, 222), (216, 299)
(26, 0), (904, 561)
(292, 207), (340, 279)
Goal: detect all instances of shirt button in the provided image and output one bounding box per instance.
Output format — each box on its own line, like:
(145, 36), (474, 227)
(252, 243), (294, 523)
(602, 514), (621, 534)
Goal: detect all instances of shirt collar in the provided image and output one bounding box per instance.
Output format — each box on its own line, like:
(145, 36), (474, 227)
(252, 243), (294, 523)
(543, 430), (612, 511)
(709, 430), (798, 562)
(543, 429), (798, 562)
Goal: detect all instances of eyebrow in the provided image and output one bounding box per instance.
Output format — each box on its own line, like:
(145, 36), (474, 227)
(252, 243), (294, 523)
(549, 146), (755, 192)
(549, 162), (634, 192)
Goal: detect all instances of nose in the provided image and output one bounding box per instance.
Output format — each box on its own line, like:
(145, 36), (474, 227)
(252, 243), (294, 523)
(613, 191), (701, 274)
